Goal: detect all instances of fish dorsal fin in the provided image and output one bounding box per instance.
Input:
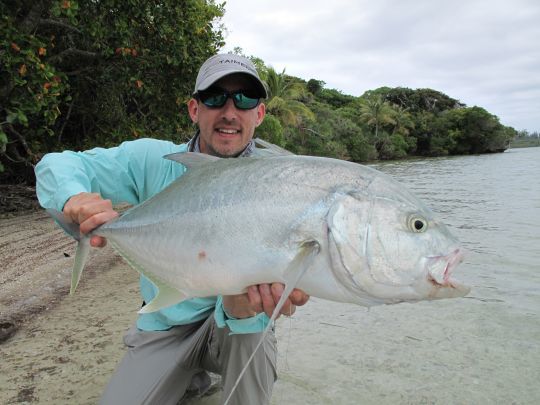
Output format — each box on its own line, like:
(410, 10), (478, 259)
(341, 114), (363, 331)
(254, 138), (295, 156)
(164, 152), (221, 168)
(223, 240), (320, 405)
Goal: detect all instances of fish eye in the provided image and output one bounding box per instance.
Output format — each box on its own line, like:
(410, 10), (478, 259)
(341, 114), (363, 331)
(408, 215), (428, 233)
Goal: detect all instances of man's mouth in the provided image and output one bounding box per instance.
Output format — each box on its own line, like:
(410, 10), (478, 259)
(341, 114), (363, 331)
(216, 128), (240, 135)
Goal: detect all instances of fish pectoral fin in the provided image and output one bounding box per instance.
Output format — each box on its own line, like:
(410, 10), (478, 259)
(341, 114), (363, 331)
(282, 239), (320, 295)
(138, 283), (188, 314)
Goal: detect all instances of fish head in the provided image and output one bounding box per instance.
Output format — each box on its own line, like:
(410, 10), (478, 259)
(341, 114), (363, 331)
(327, 177), (470, 305)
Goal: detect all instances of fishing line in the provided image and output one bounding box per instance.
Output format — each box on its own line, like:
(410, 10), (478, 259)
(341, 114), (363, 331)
(276, 309), (294, 405)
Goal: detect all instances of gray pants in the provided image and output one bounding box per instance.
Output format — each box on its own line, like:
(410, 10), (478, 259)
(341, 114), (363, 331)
(100, 315), (277, 405)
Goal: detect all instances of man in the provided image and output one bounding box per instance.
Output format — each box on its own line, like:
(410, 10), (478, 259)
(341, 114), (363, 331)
(35, 53), (309, 405)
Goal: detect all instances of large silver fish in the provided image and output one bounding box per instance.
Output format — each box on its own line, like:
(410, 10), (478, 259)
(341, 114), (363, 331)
(50, 152), (469, 313)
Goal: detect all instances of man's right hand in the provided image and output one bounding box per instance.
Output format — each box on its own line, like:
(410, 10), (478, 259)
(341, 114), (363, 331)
(63, 192), (118, 248)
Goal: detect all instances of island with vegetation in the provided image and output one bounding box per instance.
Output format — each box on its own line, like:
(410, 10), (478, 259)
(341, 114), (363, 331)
(510, 131), (540, 148)
(0, 0), (524, 187)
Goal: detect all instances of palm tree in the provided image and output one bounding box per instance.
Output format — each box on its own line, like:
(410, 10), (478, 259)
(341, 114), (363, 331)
(390, 105), (415, 136)
(358, 95), (395, 139)
(261, 67), (315, 130)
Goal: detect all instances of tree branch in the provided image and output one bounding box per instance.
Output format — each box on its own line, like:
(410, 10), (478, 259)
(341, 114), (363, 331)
(48, 48), (99, 63)
(21, 1), (49, 34)
(58, 96), (75, 143)
(38, 18), (83, 34)
(4, 124), (34, 159)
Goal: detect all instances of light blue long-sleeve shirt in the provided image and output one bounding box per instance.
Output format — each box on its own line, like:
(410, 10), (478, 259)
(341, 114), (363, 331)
(35, 137), (270, 333)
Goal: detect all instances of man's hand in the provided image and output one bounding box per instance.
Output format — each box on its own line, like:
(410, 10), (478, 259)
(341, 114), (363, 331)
(222, 284), (310, 319)
(63, 192), (118, 248)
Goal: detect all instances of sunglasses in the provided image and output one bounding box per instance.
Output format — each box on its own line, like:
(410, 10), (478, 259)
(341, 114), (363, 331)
(197, 88), (261, 110)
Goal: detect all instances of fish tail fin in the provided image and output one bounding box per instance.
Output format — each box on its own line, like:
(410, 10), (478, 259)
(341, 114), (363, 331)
(71, 235), (90, 295)
(45, 209), (89, 295)
(223, 240), (320, 405)
(46, 209), (82, 241)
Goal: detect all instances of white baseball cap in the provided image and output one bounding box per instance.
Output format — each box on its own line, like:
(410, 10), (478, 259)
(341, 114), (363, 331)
(193, 53), (267, 98)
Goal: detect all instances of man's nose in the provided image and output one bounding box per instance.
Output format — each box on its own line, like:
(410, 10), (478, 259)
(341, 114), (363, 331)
(220, 98), (238, 119)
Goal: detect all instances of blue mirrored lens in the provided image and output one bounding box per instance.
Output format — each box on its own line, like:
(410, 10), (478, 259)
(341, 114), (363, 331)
(199, 90), (259, 110)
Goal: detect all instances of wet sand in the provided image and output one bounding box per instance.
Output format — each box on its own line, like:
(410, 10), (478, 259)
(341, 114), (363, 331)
(1, 211), (539, 404)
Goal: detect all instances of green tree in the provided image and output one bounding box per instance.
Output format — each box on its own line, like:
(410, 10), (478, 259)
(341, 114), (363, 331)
(306, 78), (325, 96)
(316, 87), (356, 108)
(262, 67), (315, 142)
(358, 96), (395, 139)
(390, 105), (415, 136)
(1, 0), (224, 181)
(357, 95), (396, 157)
(441, 107), (512, 154)
(304, 100), (375, 161)
(365, 87), (464, 113)
(256, 113), (284, 146)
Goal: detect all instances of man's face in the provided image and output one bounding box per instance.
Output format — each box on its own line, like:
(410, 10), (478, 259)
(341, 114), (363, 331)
(188, 73), (266, 158)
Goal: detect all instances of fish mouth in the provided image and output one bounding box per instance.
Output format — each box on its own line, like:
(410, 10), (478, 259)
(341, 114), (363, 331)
(425, 248), (470, 297)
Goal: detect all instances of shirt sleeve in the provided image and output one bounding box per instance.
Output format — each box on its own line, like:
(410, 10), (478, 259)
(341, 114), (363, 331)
(35, 138), (186, 210)
(214, 295), (271, 334)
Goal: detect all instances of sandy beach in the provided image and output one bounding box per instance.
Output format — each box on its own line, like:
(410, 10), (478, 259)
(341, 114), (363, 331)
(1, 208), (539, 404)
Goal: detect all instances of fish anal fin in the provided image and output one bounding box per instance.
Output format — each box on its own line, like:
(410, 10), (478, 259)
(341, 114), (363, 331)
(139, 283), (188, 314)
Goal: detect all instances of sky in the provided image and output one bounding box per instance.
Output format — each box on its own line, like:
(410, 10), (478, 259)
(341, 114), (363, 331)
(220, 0), (540, 133)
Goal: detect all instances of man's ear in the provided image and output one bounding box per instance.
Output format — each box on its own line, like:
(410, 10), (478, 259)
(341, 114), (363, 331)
(187, 98), (199, 123)
(255, 103), (266, 127)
